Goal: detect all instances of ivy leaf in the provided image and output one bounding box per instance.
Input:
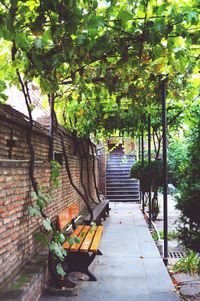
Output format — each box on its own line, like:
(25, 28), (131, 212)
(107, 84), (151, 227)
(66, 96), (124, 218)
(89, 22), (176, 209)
(27, 205), (41, 217)
(118, 9), (133, 25)
(56, 263), (66, 277)
(0, 93), (8, 103)
(74, 236), (80, 244)
(15, 33), (30, 50)
(187, 11), (199, 25)
(43, 218), (53, 232)
(45, 193), (53, 203)
(49, 242), (67, 260)
(54, 178), (60, 188)
(66, 237), (75, 246)
(0, 80), (8, 103)
(33, 232), (49, 246)
(34, 38), (43, 49)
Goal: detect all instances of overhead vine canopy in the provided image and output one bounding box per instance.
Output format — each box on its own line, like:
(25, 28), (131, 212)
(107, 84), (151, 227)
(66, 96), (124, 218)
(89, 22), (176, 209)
(0, 0), (199, 138)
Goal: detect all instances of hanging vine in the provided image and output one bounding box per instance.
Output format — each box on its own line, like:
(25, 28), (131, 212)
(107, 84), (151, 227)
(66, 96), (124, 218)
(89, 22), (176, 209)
(89, 139), (101, 204)
(82, 139), (99, 205)
(60, 132), (93, 223)
(77, 140), (93, 207)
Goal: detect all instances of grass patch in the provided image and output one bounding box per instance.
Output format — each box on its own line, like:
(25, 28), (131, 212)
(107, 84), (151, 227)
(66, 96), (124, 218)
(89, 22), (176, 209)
(173, 251), (200, 275)
(11, 275), (32, 290)
(152, 230), (178, 241)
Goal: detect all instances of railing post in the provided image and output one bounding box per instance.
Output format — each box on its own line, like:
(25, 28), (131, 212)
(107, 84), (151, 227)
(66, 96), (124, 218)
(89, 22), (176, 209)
(162, 78), (168, 264)
(148, 114), (152, 227)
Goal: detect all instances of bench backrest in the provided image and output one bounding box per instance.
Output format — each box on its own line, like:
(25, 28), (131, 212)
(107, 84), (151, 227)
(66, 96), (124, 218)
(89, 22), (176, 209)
(58, 204), (79, 231)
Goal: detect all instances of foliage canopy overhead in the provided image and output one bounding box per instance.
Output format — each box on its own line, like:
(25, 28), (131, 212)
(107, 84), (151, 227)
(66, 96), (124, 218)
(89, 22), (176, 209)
(0, 0), (199, 138)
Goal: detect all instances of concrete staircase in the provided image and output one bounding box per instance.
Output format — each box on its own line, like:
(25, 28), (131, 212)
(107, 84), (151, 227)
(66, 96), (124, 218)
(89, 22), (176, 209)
(106, 154), (140, 202)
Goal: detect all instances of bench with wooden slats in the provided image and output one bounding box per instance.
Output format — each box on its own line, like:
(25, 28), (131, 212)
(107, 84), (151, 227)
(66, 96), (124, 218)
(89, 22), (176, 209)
(57, 204), (103, 281)
(84, 199), (110, 225)
(57, 203), (79, 231)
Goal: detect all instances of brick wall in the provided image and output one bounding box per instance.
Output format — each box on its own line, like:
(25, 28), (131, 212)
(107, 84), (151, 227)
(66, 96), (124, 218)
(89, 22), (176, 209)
(97, 144), (106, 195)
(0, 104), (99, 287)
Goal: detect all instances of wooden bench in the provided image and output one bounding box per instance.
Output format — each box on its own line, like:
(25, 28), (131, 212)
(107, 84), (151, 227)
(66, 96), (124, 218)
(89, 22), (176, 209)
(84, 199), (110, 225)
(57, 204), (103, 281)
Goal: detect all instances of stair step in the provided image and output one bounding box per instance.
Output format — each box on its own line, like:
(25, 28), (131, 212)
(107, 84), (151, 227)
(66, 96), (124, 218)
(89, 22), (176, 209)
(106, 166), (132, 169)
(106, 182), (138, 184)
(108, 199), (140, 202)
(106, 154), (138, 202)
(106, 189), (139, 192)
(106, 169), (131, 172)
(107, 195), (140, 199)
(106, 179), (139, 187)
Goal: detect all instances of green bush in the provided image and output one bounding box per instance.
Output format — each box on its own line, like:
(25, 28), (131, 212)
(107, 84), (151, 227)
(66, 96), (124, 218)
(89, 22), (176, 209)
(168, 138), (188, 187)
(130, 159), (163, 191)
(176, 108), (200, 253)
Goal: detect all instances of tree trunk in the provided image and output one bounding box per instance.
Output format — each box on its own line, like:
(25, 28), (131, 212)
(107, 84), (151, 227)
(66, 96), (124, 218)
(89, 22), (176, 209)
(89, 139), (101, 203)
(60, 132), (93, 222)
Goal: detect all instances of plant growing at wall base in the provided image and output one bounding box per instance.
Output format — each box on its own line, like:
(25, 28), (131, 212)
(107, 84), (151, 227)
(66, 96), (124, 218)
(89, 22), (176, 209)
(173, 251), (200, 275)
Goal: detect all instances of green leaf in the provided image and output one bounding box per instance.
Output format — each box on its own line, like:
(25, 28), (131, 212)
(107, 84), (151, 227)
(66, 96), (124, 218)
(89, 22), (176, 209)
(15, 33), (30, 50)
(66, 237), (75, 246)
(54, 178), (60, 188)
(56, 263), (66, 277)
(74, 236), (80, 243)
(27, 205), (41, 217)
(34, 38), (43, 49)
(80, 231), (85, 238)
(57, 233), (66, 244)
(33, 232), (49, 246)
(49, 242), (67, 260)
(118, 9), (133, 25)
(43, 218), (53, 232)
(187, 11), (199, 25)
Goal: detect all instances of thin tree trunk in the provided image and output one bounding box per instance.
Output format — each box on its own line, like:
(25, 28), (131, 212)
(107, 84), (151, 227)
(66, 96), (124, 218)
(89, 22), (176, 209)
(60, 132), (93, 222)
(77, 141), (92, 206)
(17, 71), (48, 219)
(82, 139), (99, 205)
(49, 93), (55, 161)
(89, 139), (101, 203)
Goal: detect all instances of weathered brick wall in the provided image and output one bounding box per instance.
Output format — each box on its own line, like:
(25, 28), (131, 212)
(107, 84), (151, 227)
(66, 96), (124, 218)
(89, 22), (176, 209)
(0, 104), (99, 287)
(97, 144), (106, 196)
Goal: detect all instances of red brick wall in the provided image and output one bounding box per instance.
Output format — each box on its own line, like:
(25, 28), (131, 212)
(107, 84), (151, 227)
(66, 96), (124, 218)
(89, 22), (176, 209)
(97, 144), (106, 195)
(0, 105), (99, 286)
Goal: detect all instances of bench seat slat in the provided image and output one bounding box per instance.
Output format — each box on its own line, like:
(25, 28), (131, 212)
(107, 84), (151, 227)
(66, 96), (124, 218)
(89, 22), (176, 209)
(79, 226), (97, 253)
(63, 225), (84, 250)
(70, 225), (91, 252)
(89, 226), (103, 253)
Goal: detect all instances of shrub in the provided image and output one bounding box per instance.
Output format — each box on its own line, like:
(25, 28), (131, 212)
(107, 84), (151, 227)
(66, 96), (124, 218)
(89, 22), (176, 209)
(176, 108), (200, 253)
(168, 138), (188, 187)
(130, 159), (163, 191)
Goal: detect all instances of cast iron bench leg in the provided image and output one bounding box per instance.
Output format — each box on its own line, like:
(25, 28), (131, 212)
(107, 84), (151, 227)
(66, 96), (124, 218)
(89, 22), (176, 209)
(66, 252), (99, 281)
(85, 269), (97, 281)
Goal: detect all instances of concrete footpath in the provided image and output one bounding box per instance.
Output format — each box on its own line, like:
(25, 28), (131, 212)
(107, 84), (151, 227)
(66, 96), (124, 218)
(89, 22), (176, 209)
(40, 203), (180, 301)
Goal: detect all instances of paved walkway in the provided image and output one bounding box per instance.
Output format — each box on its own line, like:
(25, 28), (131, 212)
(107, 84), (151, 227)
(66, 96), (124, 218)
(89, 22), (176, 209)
(41, 203), (180, 301)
